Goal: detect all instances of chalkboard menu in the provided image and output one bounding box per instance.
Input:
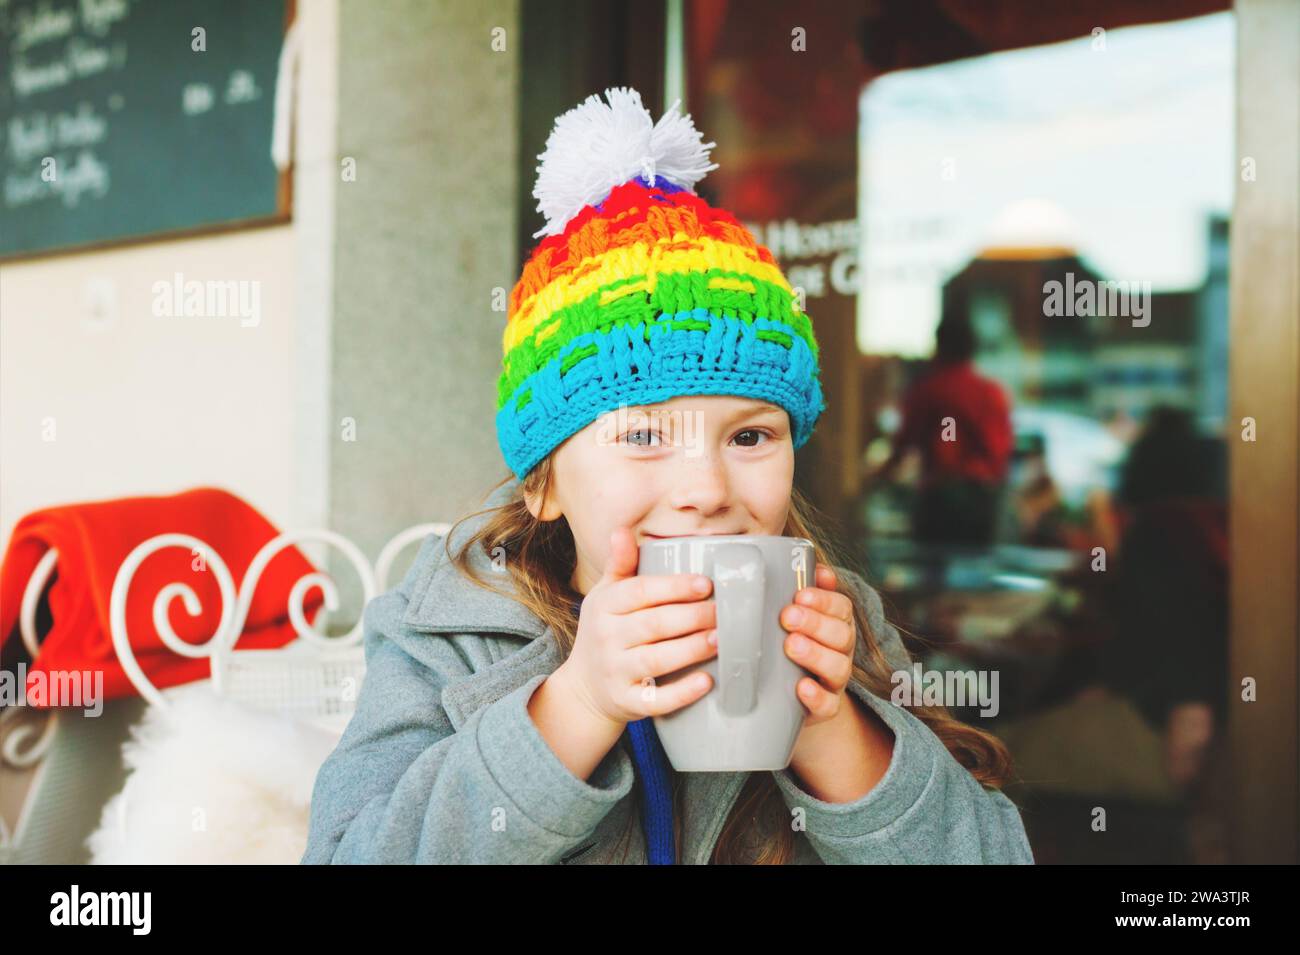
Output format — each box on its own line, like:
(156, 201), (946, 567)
(0, 0), (292, 260)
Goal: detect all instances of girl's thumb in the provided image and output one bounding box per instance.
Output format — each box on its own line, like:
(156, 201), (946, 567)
(602, 526), (641, 582)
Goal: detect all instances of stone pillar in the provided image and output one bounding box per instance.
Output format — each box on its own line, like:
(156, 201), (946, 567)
(328, 0), (521, 590)
(1229, 0), (1300, 864)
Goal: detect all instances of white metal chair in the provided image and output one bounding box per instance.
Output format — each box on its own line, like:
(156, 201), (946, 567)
(0, 521), (448, 863)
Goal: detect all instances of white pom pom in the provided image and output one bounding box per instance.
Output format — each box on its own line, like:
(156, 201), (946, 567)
(531, 86), (718, 239)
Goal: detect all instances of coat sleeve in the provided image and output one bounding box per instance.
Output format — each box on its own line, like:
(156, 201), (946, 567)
(770, 570), (1035, 864)
(300, 545), (635, 864)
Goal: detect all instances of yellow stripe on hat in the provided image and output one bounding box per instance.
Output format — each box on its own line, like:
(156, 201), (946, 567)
(505, 233), (794, 353)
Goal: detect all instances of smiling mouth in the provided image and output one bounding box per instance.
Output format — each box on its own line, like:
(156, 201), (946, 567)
(643, 532), (743, 539)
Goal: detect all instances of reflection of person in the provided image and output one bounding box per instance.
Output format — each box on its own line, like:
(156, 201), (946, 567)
(1099, 406), (1228, 860)
(302, 89), (1033, 865)
(1009, 437), (1066, 547)
(868, 312), (1014, 546)
(1106, 407), (1228, 739)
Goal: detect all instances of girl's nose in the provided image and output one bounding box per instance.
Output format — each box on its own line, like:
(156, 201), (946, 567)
(668, 456), (731, 515)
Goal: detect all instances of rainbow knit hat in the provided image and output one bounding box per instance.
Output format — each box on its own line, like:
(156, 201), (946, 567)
(496, 87), (826, 480)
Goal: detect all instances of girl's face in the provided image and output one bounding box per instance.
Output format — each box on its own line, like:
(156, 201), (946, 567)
(527, 394), (795, 595)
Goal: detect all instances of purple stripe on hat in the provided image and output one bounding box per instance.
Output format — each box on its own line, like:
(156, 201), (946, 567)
(594, 175), (688, 213)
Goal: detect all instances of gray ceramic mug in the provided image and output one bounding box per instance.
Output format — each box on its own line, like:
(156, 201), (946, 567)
(636, 534), (815, 771)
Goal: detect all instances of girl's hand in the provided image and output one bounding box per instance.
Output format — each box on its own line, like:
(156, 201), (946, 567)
(557, 526), (718, 727)
(780, 563), (859, 728)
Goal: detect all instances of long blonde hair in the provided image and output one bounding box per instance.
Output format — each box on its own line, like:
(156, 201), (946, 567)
(444, 460), (1016, 864)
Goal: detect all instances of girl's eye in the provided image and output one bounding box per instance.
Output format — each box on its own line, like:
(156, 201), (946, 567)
(622, 428), (661, 447)
(620, 427), (773, 447)
(732, 428), (772, 447)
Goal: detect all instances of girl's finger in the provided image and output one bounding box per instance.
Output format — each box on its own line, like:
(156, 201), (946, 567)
(815, 563), (838, 591)
(607, 572), (712, 615)
(785, 631), (854, 691)
(633, 628), (717, 681)
(782, 601), (856, 655)
(796, 677), (840, 720)
(638, 668), (714, 717)
(599, 527), (642, 585)
(793, 583), (855, 627)
(625, 599), (716, 647)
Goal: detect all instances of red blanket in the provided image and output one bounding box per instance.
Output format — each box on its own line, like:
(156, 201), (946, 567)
(0, 487), (324, 708)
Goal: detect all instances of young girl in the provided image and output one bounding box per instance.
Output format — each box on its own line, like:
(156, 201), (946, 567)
(302, 88), (1034, 865)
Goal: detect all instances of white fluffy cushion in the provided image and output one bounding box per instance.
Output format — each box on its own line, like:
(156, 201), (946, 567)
(87, 682), (342, 864)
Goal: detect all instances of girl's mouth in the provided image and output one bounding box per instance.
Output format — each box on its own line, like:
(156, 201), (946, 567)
(643, 531), (743, 539)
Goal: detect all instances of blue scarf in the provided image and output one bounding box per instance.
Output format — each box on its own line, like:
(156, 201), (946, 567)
(572, 597), (676, 864)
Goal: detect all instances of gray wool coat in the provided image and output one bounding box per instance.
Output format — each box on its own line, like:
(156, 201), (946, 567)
(301, 479), (1035, 865)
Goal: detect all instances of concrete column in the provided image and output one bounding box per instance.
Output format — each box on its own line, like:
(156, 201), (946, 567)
(328, 0), (521, 587)
(1229, 0), (1300, 864)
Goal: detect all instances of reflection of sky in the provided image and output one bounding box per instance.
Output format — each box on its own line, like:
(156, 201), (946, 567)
(1012, 407), (1126, 505)
(857, 12), (1234, 357)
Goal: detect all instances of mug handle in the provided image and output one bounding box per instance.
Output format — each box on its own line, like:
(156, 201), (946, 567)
(712, 542), (765, 716)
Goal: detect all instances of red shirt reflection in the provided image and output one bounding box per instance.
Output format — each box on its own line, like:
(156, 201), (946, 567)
(894, 359), (1014, 486)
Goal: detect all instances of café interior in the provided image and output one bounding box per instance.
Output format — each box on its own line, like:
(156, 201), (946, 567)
(2, 0), (1295, 865)
(541, 0), (1289, 863)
